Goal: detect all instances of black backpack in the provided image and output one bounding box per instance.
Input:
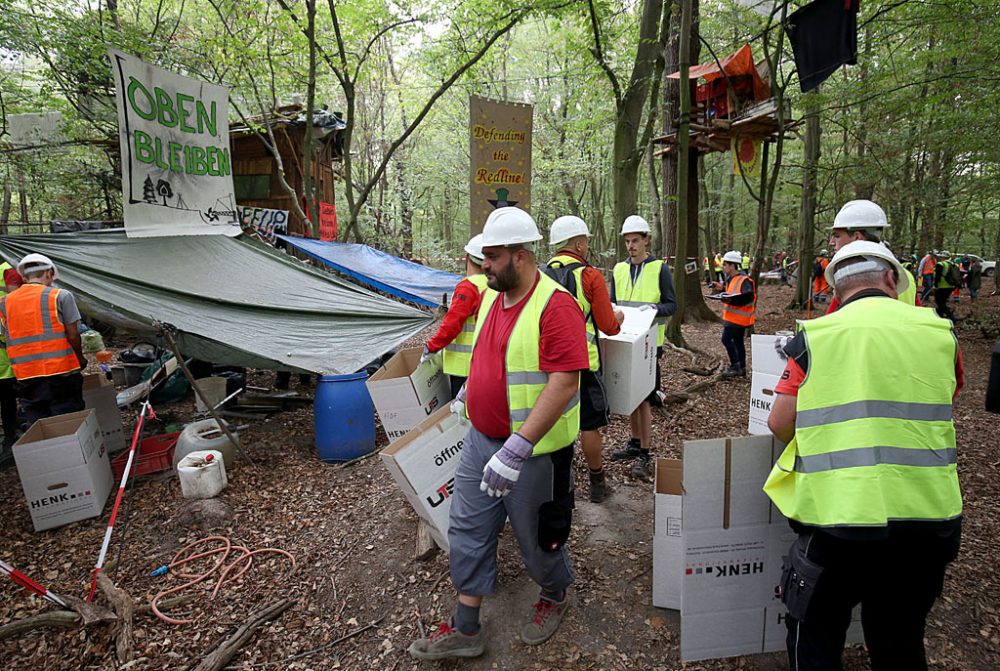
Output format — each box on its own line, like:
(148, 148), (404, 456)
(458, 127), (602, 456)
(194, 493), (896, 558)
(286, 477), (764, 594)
(946, 262), (963, 287)
(543, 260), (584, 297)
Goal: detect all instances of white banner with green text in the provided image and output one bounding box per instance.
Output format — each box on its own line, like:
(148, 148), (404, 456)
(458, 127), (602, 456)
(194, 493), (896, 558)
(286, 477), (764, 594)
(109, 48), (240, 238)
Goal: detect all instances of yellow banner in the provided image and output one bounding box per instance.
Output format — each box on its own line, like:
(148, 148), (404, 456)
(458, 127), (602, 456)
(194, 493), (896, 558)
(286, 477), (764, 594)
(469, 96), (533, 235)
(732, 137), (762, 178)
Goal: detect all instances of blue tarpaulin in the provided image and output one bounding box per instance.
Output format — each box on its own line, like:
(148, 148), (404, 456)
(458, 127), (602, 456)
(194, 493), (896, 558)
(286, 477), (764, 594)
(278, 236), (461, 308)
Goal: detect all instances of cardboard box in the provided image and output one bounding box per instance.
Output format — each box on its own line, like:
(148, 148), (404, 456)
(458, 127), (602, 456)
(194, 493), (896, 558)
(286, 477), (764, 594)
(653, 458), (683, 609)
(747, 335), (789, 436)
(367, 348), (452, 442)
(673, 435), (861, 662)
(750, 334), (788, 377)
(748, 372), (781, 436)
(599, 306), (657, 415)
(83, 373), (127, 453)
(13, 409), (112, 532)
(380, 406), (467, 550)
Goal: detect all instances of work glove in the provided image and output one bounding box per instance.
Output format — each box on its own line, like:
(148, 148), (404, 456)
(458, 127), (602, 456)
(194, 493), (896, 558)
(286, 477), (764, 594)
(450, 384), (468, 425)
(481, 432), (534, 497)
(638, 303), (657, 313)
(419, 345), (432, 364)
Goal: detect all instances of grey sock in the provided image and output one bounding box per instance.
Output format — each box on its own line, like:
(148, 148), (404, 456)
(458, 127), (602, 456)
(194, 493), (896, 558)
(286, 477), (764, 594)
(455, 602), (481, 635)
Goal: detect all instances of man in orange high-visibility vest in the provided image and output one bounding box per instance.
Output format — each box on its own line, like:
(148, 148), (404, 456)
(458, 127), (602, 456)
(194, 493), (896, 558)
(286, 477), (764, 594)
(711, 250), (756, 378)
(0, 254), (87, 426)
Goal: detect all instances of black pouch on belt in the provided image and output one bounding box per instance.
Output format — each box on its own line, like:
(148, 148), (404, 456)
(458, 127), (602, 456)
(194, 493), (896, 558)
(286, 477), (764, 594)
(780, 535), (824, 622)
(538, 446), (575, 553)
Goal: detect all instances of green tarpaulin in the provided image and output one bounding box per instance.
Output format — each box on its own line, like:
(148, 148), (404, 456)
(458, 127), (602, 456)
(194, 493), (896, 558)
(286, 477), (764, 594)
(0, 231), (432, 374)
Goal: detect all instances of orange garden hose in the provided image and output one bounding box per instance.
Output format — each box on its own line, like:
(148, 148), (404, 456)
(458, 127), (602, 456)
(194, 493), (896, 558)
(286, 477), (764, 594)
(150, 536), (295, 624)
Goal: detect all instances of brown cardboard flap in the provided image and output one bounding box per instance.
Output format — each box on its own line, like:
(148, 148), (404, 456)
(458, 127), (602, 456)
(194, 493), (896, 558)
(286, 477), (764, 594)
(17, 409), (95, 444)
(368, 347), (420, 383)
(655, 458), (683, 495)
(82, 373), (111, 392)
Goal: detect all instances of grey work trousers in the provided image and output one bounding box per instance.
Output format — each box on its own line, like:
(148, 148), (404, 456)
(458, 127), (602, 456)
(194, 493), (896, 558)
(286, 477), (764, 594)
(448, 426), (576, 596)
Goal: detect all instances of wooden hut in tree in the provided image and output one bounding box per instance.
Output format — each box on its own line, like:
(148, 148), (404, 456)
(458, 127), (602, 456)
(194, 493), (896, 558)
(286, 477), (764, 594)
(229, 104), (346, 237)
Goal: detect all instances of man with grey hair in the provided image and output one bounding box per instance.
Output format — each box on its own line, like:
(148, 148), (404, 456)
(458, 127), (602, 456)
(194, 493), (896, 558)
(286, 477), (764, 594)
(765, 240), (963, 670)
(0, 254), (87, 425)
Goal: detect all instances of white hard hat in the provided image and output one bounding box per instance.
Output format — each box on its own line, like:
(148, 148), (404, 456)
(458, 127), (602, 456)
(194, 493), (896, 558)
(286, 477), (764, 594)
(463, 234), (484, 262)
(549, 215), (590, 246)
(480, 207), (542, 247)
(937, 250), (951, 259)
(17, 253), (58, 280)
(620, 215), (651, 236)
(831, 199), (889, 231)
(722, 250), (742, 264)
(825, 240), (908, 294)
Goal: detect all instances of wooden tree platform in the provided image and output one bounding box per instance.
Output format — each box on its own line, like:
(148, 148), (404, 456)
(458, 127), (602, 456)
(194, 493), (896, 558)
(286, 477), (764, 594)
(652, 98), (800, 156)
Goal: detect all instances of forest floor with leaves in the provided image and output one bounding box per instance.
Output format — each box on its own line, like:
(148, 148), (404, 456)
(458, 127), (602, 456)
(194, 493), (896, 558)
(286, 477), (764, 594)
(1, 281), (998, 671)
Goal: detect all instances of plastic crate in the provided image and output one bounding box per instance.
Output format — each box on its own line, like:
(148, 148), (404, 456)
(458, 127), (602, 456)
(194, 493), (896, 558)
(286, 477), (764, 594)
(111, 432), (181, 480)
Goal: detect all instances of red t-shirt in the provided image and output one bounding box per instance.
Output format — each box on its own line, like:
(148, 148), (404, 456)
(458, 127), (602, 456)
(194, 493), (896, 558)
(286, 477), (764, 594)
(466, 273), (589, 439)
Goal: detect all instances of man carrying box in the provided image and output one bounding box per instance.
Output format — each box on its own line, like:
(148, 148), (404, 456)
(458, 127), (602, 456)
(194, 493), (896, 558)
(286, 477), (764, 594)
(421, 234), (489, 398)
(764, 240), (962, 671)
(609, 215), (677, 480)
(0, 254), (87, 426)
(544, 215), (624, 503)
(409, 207), (588, 660)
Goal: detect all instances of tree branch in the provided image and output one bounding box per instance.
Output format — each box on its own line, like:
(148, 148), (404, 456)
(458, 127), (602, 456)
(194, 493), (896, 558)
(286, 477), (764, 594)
(351, 8), (530, 222)
(587, 0), (623, 107)
(352, 17), (420, 84)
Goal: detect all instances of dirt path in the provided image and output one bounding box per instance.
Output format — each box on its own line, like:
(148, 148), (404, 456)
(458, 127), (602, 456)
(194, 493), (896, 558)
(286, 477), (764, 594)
(1, 283), (997, 670)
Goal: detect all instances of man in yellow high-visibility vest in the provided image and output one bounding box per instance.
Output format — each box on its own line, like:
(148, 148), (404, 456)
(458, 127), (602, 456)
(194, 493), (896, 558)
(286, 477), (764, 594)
(409, 207), (588, 660)
(609, 215), (676, 480)
(544, 215), (624, 503)
(765, 240), (963, 670)
(421, 235), (488, 397)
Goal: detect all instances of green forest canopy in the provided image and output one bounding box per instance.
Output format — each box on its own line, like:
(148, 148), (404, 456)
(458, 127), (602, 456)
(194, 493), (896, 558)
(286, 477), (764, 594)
(1, 0), (998, 270)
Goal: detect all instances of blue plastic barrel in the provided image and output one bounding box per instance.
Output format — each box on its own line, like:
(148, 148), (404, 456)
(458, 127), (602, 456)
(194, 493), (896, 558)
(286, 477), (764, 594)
(314, 372), (376, 463)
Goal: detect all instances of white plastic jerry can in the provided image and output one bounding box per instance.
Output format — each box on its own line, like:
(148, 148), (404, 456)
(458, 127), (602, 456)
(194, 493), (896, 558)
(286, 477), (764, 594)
(177, 450), (228, 499)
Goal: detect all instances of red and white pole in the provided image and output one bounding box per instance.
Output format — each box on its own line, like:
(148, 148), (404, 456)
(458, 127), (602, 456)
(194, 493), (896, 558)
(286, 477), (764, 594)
(87, 401), (155, 602)
(0, 558), (67, 607)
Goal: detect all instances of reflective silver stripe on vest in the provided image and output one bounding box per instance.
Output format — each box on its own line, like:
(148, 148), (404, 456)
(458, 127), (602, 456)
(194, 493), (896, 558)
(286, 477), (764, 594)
(10, 347), (77, 365)
(445, 343), (473, 353)
(509, 393), (580, 423)
(586, 331), (597, 345)
(507, 371), (549, 386)
(7, 332), (72, 347)
(617, 301), (647, 307)
(460, 323), (476, 333)
(796, 400), (953, 429)
(794, 446), (956, 474)
(39, 287), (54, 332)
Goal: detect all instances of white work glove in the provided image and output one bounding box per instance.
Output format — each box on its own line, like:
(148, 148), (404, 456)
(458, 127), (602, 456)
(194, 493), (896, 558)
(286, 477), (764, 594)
(450, 384), (468, 425)
(419, 345), (433, 364)
(638, 303), (657, 313)
(481, 432), (534, 497)
(613, 308), (625, 325)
